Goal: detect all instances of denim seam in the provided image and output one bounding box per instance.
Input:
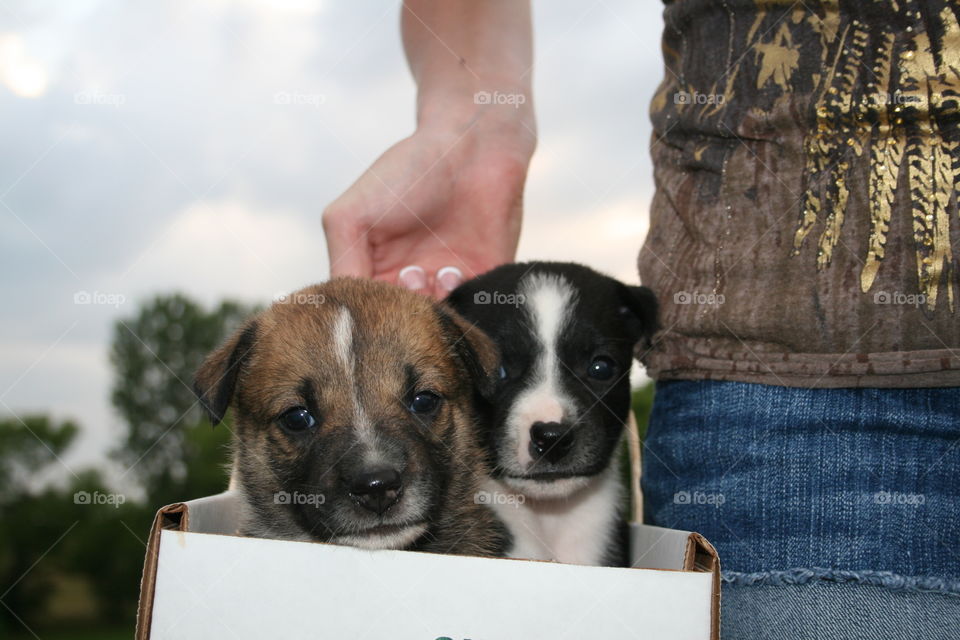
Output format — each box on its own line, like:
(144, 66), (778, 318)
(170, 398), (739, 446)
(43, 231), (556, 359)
(721, 567), (960, 597)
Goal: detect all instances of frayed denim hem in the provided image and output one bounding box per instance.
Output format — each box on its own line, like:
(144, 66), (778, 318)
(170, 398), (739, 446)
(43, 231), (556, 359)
(719, 573), (960, 639)
(722, 567), (960, 596)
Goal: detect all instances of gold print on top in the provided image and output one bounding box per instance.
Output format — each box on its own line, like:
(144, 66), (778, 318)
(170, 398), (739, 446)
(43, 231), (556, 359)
(653, 0), (960, 313)
(755, 22), (800, 91)
(790, 1), (960, 312)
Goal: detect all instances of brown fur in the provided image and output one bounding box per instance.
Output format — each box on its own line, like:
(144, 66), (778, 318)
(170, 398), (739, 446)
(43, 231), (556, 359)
(194, 278), (507, 556)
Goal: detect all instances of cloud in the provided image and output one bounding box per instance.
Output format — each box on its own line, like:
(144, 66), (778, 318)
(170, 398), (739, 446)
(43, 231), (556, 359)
(112, 198), (327, 306)
(0, 34), (50, 98)
(518, 196), (651, 283)
(0, 0), (662, 476)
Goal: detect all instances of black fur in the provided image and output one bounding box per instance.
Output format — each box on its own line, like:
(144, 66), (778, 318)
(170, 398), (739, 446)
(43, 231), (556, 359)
(447, 262), (658, 480)
(194, 321), (259, 426)
(447, 261), (659, 566)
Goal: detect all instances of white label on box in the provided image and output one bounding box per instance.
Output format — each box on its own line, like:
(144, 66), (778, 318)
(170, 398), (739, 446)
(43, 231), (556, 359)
(150, 530), (712, 640)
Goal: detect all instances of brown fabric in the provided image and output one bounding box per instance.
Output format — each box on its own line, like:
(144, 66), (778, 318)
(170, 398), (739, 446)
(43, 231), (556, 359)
(639, 0), (960, 388)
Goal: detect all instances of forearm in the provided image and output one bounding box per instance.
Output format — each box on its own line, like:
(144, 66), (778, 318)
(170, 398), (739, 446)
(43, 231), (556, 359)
(401, 0), (535, 138)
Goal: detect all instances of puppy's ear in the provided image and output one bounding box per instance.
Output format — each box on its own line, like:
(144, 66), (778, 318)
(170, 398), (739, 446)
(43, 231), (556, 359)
(618, 285), (660, 347)
(436, 304), (500, 400)
(194, 319), (259, 425)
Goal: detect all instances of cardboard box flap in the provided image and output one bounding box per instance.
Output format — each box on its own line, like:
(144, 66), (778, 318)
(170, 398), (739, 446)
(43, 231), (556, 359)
(135, 493), (238, 640)
(178, 491), (239, 534)
(629, 524), (720, 640)
(628, 523), (717, 572)
(136, 502), (184, 640)
(686, 531), (721, 639)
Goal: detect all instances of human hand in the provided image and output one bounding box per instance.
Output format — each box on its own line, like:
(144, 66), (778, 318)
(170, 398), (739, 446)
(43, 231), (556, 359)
(323, 114), (535, 298)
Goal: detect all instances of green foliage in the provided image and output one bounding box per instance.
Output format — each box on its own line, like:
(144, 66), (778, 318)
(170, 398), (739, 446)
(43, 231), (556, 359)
(1, 293), (259, 637)
(10, 630), (129, 640)
(56, 482), (155, 624)
(109, 294), (257, 505)
(619, 382), (655, 516)
(0, 418), (155, 634)
(0, 415), (77, 503)
(631, 381), (655, 442)
(0, 416), (80, 633)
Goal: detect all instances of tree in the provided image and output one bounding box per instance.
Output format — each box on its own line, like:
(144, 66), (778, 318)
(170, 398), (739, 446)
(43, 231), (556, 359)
(0, 416), (79, 633)
(109, 294), (258, 506)
(2, 294), (263, 637)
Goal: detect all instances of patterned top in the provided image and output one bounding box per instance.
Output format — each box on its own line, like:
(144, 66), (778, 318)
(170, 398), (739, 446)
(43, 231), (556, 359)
(639, 0), (960, 387)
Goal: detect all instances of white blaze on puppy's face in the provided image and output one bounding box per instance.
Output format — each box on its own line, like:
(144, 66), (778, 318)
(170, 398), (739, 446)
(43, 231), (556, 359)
(332, 306), (373, 442)
(506, 273), (578, 469)
(332, 305), (353, 372)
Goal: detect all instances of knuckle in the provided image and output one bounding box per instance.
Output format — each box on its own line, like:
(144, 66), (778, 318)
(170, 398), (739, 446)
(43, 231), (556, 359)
(321, 205), (347, 230)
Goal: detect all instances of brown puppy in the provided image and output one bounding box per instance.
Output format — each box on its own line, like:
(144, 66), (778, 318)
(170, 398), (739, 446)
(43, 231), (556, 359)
(194, 278), (507, 556)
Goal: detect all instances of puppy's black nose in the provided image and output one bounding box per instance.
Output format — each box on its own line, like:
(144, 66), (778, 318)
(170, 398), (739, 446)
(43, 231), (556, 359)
(529, 422), (575, 464)
(349, 468), (402, 516)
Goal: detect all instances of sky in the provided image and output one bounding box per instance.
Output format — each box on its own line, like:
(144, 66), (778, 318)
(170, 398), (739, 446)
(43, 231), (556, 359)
(0, 0), (665, 477)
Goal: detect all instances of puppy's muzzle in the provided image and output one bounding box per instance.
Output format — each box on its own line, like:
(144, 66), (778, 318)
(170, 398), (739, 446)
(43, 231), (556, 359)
(529, 421), (575, 464)
(348, 467), (402, 516)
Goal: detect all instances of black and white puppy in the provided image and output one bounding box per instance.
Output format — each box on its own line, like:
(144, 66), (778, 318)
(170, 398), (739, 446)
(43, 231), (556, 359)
(446, 262), (658, 566)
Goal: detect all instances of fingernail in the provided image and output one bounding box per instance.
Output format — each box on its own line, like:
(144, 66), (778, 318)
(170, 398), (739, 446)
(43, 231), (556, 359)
(436, 266), (464, 292)
(398, 265), (427, 290)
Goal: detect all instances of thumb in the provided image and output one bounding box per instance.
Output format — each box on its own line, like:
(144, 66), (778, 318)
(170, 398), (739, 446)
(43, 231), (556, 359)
(322, 207), (373, 278)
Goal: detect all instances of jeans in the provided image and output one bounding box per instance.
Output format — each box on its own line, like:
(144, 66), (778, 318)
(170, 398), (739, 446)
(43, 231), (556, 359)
(643, 380), (960, 639)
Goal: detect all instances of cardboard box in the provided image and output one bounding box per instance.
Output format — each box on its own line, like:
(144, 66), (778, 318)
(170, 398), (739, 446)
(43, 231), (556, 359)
(135, 491), (719, 639)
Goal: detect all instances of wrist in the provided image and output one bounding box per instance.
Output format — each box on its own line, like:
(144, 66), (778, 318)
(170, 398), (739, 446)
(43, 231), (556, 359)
(416, 84), (536, 161)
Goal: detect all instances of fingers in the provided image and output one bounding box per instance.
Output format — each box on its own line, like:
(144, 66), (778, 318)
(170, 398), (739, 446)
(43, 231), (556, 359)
(395, 264), (465, 299)
(398, 265), (428, 294)
(322, 206), (373, 278)
(434, 266), (464, 297)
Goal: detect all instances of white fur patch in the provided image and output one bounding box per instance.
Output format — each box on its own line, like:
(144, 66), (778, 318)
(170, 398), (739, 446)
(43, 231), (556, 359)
(505, 273), (577, 470)
(332, 306), (372, 440)
(332, 306), (353, 372)
(332, 523), (428, 550)
(485, 463), (623, 566)
(504, 475), (591, 500)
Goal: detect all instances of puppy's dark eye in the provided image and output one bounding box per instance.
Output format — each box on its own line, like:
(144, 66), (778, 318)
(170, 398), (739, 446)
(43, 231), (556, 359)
(498, 365), (509, 380)
(588, 357), (616, 381)
(409, 391), (441, 414)
(278, 407), (316, 432)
